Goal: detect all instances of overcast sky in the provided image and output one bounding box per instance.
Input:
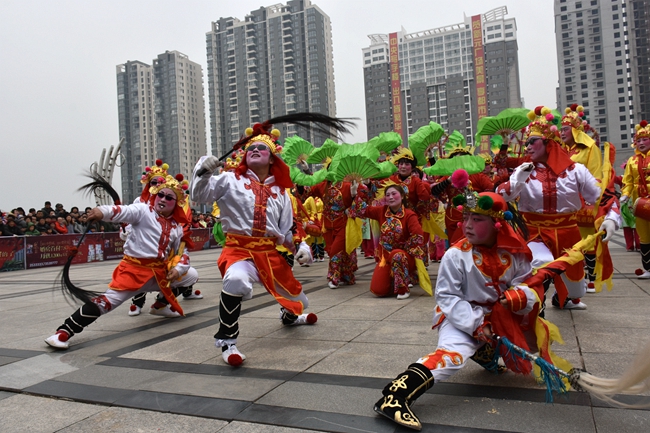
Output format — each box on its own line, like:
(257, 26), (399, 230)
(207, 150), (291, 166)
(0, 0), (556, 212)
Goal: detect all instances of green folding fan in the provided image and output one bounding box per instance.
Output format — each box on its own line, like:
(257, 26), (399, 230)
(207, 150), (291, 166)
(475, 108), (531, 138)
(281, 136), (314, 167)
(329, 143), (381, 183)
(368, 131), (402, 155)
(423, 155), (485, 176)
(408, 122), (445, 166)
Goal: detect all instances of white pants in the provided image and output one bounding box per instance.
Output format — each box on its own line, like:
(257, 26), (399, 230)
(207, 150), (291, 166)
(528, 241), (586, 298)
(222, 259), (309, 308)
(417, 319), (483, 382)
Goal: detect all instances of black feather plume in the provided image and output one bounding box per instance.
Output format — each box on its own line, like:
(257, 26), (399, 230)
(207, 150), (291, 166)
(58, 172), (122, 305)
(265, 112), (357, 136)
(232, 112), (358, 152)
(56, 228), (104, 306)
(78, 171), (122, 205)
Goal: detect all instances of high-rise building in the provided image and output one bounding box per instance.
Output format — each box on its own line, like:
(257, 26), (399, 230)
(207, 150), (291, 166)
(628, 0), (649, 124)
(554, 0), (648, 161)
(206, 0), (336, 157)
(116, 51), (207, 204)
(362, 6), (522, 148)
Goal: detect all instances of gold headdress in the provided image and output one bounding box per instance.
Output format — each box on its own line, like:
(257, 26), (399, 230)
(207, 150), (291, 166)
(526, 106), (562, 145)
(150, 174), (190, 208)
(390, 147), (415, 166)
(141, 159), (169, 184)
(635, 120), (650, 140)
(224, 149), (244, 171)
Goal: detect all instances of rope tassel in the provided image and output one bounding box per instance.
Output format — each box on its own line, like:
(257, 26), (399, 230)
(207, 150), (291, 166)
(496, 336), (650, 407)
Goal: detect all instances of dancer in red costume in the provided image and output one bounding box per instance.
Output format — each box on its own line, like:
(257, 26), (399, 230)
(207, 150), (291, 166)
(349, 183), (425, 299)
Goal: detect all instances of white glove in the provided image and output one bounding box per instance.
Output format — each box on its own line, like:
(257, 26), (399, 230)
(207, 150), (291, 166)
(350, 180), (359, 197)
(620, 195), (629, 205)
(295, 242), (313, 265)
(199, 156), (222, 175)
(514, 162), (534, 183)
(599, 219), (617, 242)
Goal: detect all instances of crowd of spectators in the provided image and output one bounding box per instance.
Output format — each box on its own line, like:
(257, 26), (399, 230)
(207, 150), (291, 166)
(0, 201), (218, 237)
(0, 201), (119, 237)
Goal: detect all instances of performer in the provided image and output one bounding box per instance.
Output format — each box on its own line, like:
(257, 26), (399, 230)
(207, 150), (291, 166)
(373, 191), (569, 431)
(496, 107), (619, 311)
(303, 196), (326, 262)
(307, 173), (362, 289)
(620, 120), (650, 278)
(384, 148), (434, 265)
(126, 160), (202, 318)
(349, 183), (425, 299)
(45, 174), (193, 350)
(560, 105), (602, 292)
(430, 146), (494, 243)
(190, 116), (342, 366)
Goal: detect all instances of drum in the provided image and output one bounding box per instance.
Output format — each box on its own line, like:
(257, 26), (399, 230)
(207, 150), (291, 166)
(305, 223), (322, 237)
(632, 197), (650, 220)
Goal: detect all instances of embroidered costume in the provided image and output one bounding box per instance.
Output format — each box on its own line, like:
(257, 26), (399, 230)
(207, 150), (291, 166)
(45, 174), (192, 350)
(373, 191), (569, 431)
(349, 197), (425, 298)
(621, 120), (650, 278)
(496, 107), (620, 310)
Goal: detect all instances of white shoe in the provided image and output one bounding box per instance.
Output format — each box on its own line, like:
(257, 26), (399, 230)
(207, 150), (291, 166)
(328, 281), (339, 289)
(221, 343), (246, 366)
(289, 313), (318, 325)
(397, 292), (410, 300)
(319, 258), (325, 262)
(564, 299), (587, 310)
(182, 289), (203, 300)
(150, 305), (181, 318)
(128, 305), (141, 316)
(638, 270), (650, 279)
(407, 284), (413, 288)
(585, 282), (596, 293)
(45, 331), (70, 350)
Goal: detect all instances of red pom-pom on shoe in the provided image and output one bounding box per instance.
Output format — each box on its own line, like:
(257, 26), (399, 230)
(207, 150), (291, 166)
(56, 330), (70, 342)
(306, 313), (318, 324)
(227, 354), (244, 366)
(635, 268), (644, 276)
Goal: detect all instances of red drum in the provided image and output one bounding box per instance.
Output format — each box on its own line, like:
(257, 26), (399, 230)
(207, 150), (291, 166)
(632, 197), (650, 220)
(305, 223), (322, 237)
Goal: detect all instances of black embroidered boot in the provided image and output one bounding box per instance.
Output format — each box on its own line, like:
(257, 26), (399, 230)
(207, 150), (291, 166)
(373, 363), (434, 431)
(214, 291), (242, 340)
(45, 302), (102, 349)
(639, 244), (650, 279)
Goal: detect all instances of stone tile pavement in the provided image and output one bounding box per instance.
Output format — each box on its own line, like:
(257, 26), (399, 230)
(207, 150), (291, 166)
(0, 232), (649, 432)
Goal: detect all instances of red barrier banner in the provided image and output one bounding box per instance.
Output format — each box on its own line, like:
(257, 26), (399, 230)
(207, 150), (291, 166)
(0, 237), (25, 272)
(25, 233), (125, 269)
(188, 228), (211, 252)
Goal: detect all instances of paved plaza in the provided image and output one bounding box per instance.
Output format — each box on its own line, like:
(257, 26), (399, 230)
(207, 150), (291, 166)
(1, 233), (650, 432)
